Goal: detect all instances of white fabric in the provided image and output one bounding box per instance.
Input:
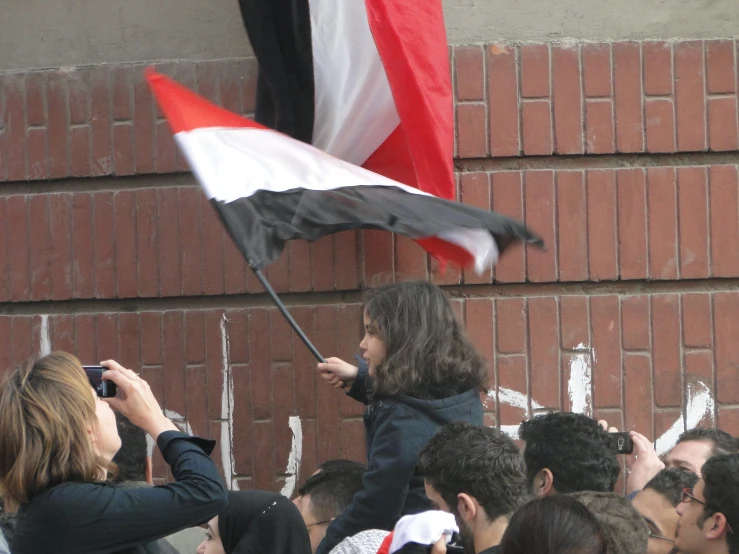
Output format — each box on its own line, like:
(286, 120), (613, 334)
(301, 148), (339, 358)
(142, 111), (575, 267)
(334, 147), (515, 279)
(329, 530), (390, 554)
(389, 511), (458, 553)
(308, 0), (399, 165)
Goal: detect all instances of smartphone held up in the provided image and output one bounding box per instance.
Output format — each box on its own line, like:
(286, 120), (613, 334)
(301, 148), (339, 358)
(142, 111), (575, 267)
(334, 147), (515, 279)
(609, 431), (634, 455)
(82, 366), (117, 398)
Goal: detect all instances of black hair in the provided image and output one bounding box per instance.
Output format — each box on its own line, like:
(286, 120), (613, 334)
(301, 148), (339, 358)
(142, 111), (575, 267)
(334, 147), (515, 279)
(677, 428), (738, 457)
(518, 412), (620, 493)
(111, 413), (147, 483)
(500, 495), (606, 554)
(701, 454), (739, 554)
(297, 465), (365, 522)
(316, 459), (366, 474)
(419, 422), (530, 522)
(571, 491), (650, 554)
(363, 281), (487, 400)
(644, 467), (698, 507)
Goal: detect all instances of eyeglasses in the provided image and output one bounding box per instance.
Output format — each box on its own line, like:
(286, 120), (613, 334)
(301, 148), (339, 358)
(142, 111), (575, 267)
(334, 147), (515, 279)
(681, 488), (734, 535)
(305, 519), (331, 531)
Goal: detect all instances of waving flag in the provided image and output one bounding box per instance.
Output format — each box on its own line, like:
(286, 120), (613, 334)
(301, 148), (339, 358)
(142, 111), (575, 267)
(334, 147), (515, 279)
(238, 0), (466, 264)
(145, 70), (542, 272)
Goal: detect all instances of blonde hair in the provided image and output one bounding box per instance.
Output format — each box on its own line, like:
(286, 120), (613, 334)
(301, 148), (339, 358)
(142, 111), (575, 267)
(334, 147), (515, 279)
(0, 352), (112, 505)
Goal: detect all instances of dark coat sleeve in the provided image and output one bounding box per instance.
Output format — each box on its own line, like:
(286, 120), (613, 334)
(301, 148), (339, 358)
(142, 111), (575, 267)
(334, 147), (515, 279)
(315, 404), (429, 554)
(345, 359), (372, 405)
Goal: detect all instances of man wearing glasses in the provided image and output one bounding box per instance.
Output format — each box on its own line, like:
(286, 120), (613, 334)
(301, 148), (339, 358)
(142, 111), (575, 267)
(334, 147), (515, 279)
(675, 454), (739, 554)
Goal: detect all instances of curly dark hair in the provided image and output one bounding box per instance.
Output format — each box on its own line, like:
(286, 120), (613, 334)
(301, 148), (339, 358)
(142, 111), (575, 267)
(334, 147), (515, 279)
(571, 491), (649, 554)
(518, 412), (620, 493)
(644, 467), (698, 507)
(500, 495), (607, 554)
(419, 422), (530, 522)
(701, 454), (739, 553)
(297, 465), (365, 522)
(363, 281), (487, 400)
(677, 427), (738, 457)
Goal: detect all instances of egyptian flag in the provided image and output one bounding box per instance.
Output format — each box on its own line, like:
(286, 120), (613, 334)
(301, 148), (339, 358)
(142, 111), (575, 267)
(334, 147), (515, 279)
(145, 70), (542, 272)
(238, 0), (473, 265)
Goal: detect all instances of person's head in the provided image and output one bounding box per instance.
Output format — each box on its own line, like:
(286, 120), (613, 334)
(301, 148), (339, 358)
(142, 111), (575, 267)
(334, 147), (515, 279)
(419, 422), (529, 553)
(675, 454), (739, 554)
(665, 428), (737, 475)
(500, 495), (607, 554)
(112, 413), (153, 484)
(198, 491), (312, 554)
(311, 459), (366, 477)
(572, 491), (650, 554)
(293, 466), (365, 552)
(0, 352), (121, 505)
(633, 468), (698, 554)
(518, 412), (620, 496)
(361, 281), (487, 399)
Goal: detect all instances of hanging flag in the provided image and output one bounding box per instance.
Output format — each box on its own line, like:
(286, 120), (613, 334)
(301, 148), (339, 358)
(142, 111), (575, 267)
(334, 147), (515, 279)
(145, 69), (542, 273)
(238, 0), (462, 263)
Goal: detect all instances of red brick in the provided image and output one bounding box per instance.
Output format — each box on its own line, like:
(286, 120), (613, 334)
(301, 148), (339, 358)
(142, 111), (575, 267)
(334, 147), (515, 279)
(0, 317), (10, 375)
(140, 312), (163, 366)
(684, 352), (714, 401)
(93, 192), (116, 298)
(525, 170), (556, 281)
(617, 169), (648, 279)
(643, 42), (674, 96)
(252, 421), (276, 490)
(591, 296), (622, 408)
(185, 311), (206, 365)
(456, 46), (485, 101)
(112, 123), (134, 175)
(457, 103), (488, 157)
(136, 189), (159, 297)
(363, 230), (394, 284)
(587, 170), (618, 280)
(396, 237), (428, 282)
(113, 190), (137, 298)
(497, 355), (528, 426)
(48, 193), (73, 300)
(583, 43), (612, 98)
(270, 309), (294, 363)
(709, 166), (739, 277)
(624, 354), (653, 433)
(466, 298), (495, 387)
(96, 313), (119, 360)
(133, 69), (155, 174)
(118, 312), (141, 369)
(646, 99), (676, 153)
(487, 44), (520, 157)
(68, 68), (89, 125)
(201, 196), (225, 295)
(492, 172), (525, 283)
(25, 73), (46, 126)
(176, 188), (203, 296)
(156, 120), (177, 173)
(521, 44), (550, 98)
(340, 419), (366, 461)
(677, 167), (710, 279)
(286, 240), (311, 292)
(12, 316), (34, 367)
(315, 306), (341, 461)
(196, 61), (220, 105)
(291, 307), (318, 420)
(298, 418), (317, 479)
(111, 66), (132, 121)
(205, 309), (227, 420)
(273, 362), (296, 469)
(74, 314), (97, 363)
(334, 231), (359, 291)
(0, 199), (7, 302)
(622, 296), (650, 351)
(714, 292), (739, 403)
(528, 297), (560, 409)
(308, 236), (333, 291)
(682, 293), (712, 348)
(264, 245), (289, 294)
(224, 232), (248, 295)
(52, 314), (75, 354)
(25, 127), (47, 180)
(241, 58), (258, 114)
(708, 97), (739, 151)
(560, 296), (589, 350)
(70, 125), (91, 177)
(552, 45), (583, 154)
(706, 40), (736, 94)
(162, 311), (186, 415)
(47, 72), (69, 179)
(675, 41), (707, 152)
(72, 193), (94, 298)
(522, 101), (553, 155)
(90, 66), (112, 176)
(231, 364), (253, 476)
(248, 308), (272, 420)
(647, 167), (679, 279)
(585, 100), (615, 154)
(219, 60), (243, 114)
(717, 408), (739, 438)
(556, 171), (588, 281)
(4, 75), (27, 181)
(157, 188), (182, 296)
(460, 172), (492, 284)
(613, 42), (644, 152)
(652, 295), (682, 407)
(26, 195), (51, 303)
(496, 298), (526, 354)
(655, 409), (682, 442)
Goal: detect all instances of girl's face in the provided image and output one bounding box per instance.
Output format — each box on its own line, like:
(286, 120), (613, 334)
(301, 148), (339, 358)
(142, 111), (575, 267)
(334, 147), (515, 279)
(89, 387), (122, 463)
(196, 516), (225, 554)
(360, 311), (386, 377)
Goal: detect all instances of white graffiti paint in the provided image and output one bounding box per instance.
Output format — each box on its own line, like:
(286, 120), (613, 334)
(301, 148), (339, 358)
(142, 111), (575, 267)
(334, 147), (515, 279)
(146, 409), (195, 458)
(568, 343), (593, 417)
(220, 315), (239, 490)
(280, 416), (303, 498)
(655, 380), (715, 456)
(489, 387), (544, 415)
(39, 315), (51, 356)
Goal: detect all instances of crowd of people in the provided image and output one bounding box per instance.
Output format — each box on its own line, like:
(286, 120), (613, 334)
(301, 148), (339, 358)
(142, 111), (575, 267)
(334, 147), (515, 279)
(0, 281), (737, 554)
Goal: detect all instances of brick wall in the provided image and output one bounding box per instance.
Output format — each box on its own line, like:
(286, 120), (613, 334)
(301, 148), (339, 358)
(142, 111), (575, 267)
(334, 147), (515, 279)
(1, 39), (739, 492)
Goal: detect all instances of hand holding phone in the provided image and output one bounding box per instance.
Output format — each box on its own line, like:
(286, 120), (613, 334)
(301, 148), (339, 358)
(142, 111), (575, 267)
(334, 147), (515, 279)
(609, 431), (634, 454)
(82, 366), (117, 398)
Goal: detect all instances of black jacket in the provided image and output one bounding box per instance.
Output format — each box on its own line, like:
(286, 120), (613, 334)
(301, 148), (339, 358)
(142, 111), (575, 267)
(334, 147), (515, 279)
(316, 366), (484, 554)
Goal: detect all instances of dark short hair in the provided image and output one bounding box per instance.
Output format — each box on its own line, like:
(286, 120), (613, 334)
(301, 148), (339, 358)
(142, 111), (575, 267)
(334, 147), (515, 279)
(701, 454), (739, 554)
(111, 413), (147, 483)
(571, 491), (649, 554)
(297, 466), (365, 522)
(316, 459), (366, 474)
(644, 468), (698, 507)
(363, 281), (487, 400)
(677, 428), (738, 457)
(519, 412), (620, 493)
(418, 422), (530, 522)
(500, 495), (606, 554)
